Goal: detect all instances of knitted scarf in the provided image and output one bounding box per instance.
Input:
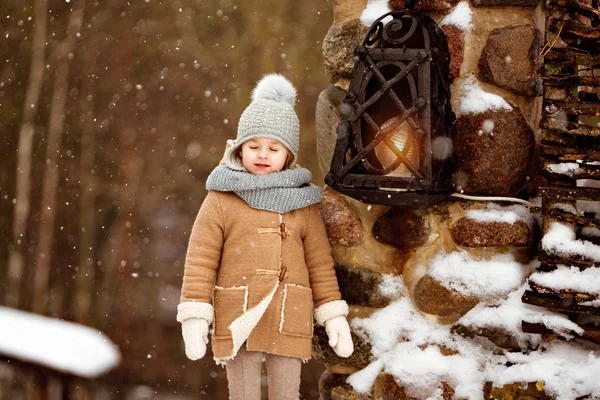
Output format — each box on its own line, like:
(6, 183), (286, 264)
(205, 165), (322, 213)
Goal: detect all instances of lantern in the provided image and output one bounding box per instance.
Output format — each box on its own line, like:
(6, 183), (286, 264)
(324, 9), (456, 206)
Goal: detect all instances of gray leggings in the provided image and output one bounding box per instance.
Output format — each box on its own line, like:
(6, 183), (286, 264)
(225, 345), (302, 400)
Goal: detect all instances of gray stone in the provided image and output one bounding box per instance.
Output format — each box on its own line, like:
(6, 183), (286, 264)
(323, 19), (367, 84)
(373, 207), (429, 249)
(453, 105), (535, 196)
(334, 263), (390, 308)
(478, 25), (543, 97)
(312, 325), (372, 370)
(316, 86), (348, 176)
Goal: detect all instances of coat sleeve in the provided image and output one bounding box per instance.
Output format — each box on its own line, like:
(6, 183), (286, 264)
(177, 191), (224, 324)
(303, 204), (349, 325)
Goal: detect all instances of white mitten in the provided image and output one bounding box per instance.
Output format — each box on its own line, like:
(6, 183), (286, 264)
(324, 315), (354, 358)
(181, 318), (210, 360)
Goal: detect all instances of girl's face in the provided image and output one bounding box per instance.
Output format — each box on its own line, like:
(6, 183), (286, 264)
(239, 138), (290, 175)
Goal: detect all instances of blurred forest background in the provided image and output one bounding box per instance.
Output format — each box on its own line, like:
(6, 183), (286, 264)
(0, 0), (333, 398)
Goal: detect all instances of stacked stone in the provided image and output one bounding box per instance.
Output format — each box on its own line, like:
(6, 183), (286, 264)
(315, 0), (546, 398)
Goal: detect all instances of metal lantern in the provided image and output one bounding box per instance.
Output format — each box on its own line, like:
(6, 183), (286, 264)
(325, 9), (456, 206)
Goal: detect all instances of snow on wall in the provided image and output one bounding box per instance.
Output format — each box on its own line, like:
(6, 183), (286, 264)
(439, 2), (473, 32)
(459, 76), (513, 114)
(529, 265), (600, 295)
(0, 306), (121, 378)
(542, 222), (600, 262)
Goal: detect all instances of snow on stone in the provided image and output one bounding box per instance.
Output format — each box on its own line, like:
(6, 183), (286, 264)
(0, 306), (120, 378)
(465, 203), (532, 227)
(542, 222), (600, 262)
(490, 341), (600, 400)
(459, 76), (513, 114)
(439, 2), (473, 32)
(378, 273), (408, 299)
(360, 0), (392, 26)
(550, 202), (577, 214)
(583, 227), (600, 237)
(580, 299), (600, 307)
(348, 278), (599, 399)
(576, 179), (600, 216)
(546, 162), (583, 175)
(529, 265), (600, 295)
(428, 251), (531, 300)
(458, 285), (583, 347)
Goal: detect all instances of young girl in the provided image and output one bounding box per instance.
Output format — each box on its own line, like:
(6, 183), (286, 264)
(177, 74), (353, 400)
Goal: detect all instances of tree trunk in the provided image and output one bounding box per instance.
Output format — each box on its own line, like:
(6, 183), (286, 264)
(73, 40), (98, 324)
(4, 0), (48, 309)
(32, 0), (86, 315)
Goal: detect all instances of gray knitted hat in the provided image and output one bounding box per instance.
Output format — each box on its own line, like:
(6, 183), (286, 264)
(225, 74), (300, 170)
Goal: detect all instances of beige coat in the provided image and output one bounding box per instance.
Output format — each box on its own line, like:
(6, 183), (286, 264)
(178, 191), (346, 362)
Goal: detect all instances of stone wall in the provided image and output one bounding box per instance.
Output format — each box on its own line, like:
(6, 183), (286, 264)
(313, 0), (549, 398)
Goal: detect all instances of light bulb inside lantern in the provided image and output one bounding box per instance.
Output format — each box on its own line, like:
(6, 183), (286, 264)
(374, 117), (420, 177)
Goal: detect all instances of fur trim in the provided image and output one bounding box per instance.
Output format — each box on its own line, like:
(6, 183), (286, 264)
(251, 74), (296, 106)
(227, 282), (280, 360)
(314, 300), (349, 326)
(177, 302), (214, 324)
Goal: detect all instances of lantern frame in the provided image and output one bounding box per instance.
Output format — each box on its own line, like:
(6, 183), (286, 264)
(324, 10), (456, 206)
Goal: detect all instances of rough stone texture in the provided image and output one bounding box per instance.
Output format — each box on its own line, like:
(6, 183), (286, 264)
(453, 105), (535, 196)
(319, 371), (369, 400)
(373, 375), (455, 400)
(390, 0), (459, 12)
(318, 187), (365, 247)
(441, 24), (464, 79)
(372, 207), (430, 249)
(316, 86), (347, 175)
(451, 218), (533, 247)
(478, 25), (543, 97)
(413, 275), (478, 318)
(452, 324), (522, 351)
(335, 263), (390, 308)
(323, 18), (367, 84)
(483, 382), (552, 399)
(473, 0), (540, 6)
(312, 324), (372, 370)
(332, 0), (369, 25)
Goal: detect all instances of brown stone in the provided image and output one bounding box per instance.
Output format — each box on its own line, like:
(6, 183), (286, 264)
(483, 382), (552, 399)
(478, 25), (543, 97)
(373, 374), (455, 400)
(451, 218), (533, 247)
(373, 207), (429, 249)
(335, 263), (390, 308)
(441, 24), (464, 79)
(320, 371), (369, 400)
(316, 86), (348, 175)
(323, 18), (367, 84)
(312, 325), (372, 370)
(453, 105), (535, 196)
(390, 0), (459, 12)
(473, 0), (539, 6)
(413, 275), (478, 318)
(319, 187), (365, 247)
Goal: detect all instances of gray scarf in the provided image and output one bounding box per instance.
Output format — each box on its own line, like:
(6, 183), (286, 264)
(206, 165), (322, 213)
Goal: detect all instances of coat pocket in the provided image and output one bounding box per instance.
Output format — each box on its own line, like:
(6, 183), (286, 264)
(279, 284), (314, 338)
(213, 286), (247, 338)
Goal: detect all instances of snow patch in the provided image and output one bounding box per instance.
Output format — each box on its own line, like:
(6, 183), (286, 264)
(542, 222), (600, 262)
(0, 306), (120, 378)
(465, 203), (532, 227)
(546, 162), (583, 175)
(459, 76), (513, 114)
(360, 0), (392, 27)
(439, 2), (473, 32)
(529, 265), (600, 296)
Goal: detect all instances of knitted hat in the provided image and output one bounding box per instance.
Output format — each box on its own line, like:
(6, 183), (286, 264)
(225, 74), (300, 170)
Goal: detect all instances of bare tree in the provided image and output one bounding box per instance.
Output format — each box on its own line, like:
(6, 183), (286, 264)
(4, 0), (49, 308)
(32, 0), (86, 314)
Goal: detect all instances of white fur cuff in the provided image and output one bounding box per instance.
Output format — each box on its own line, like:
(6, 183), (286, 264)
(177, 302), (214, 324)
(314, 300), (349, 325)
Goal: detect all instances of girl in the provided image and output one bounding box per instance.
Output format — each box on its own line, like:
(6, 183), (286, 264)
(177, 74), (353, 400)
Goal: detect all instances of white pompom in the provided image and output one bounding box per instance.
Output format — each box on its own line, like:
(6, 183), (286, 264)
(251, 73), (296, 106)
